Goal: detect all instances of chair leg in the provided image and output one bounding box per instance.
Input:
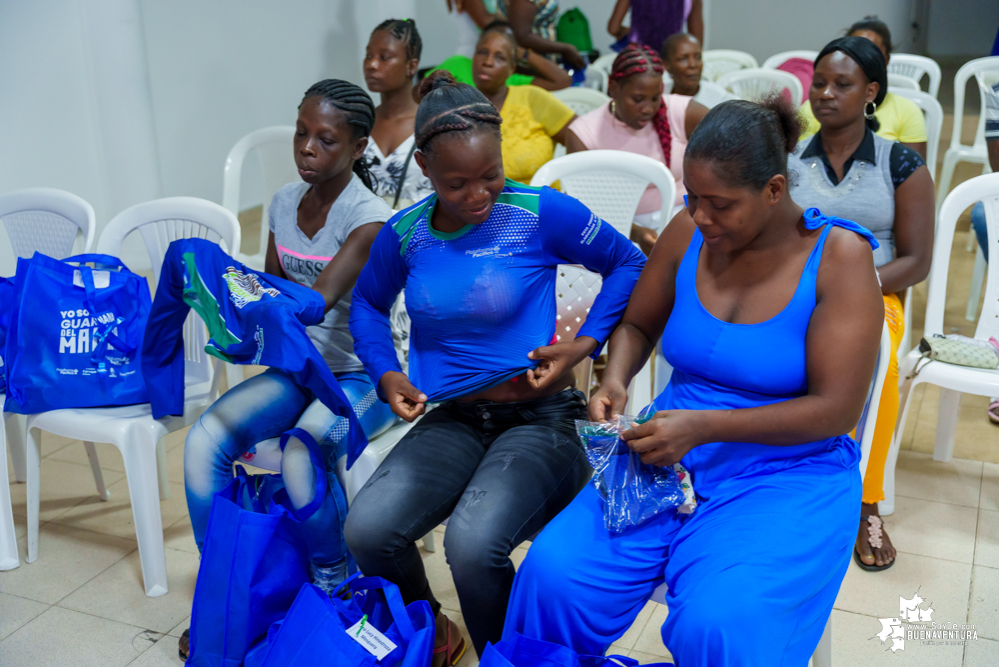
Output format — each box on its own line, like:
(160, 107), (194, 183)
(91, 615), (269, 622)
(0, 418), (20, 570)
(119, 433), (168, 597)
(155, 439), (170, 501)
(26, 427), (41, 564)
(811, 617), (832, 667)
(83, 442), (110, 501)
(936, 151), (959, 214)
(422, 531), (437, 553)
(933, 388), (961, 462)
(966, 247), (987, 322)
(880, 418), (905, 516)
(6, 413), (27, 483)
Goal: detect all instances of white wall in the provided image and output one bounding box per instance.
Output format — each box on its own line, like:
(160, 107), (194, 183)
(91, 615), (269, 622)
(927, 0), (999, 57)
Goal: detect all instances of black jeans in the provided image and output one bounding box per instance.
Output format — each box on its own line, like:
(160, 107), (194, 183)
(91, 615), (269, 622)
(344, 388), (591, 656)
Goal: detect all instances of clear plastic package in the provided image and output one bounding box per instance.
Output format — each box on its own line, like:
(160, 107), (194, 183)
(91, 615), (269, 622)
(576, 414), (696, 533)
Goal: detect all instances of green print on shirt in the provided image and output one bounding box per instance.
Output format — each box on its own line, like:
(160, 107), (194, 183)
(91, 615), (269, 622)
(181, 252), (241, 362)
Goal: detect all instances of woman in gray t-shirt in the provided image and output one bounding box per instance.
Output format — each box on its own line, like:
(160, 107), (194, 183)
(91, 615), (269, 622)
(179, 79), (396, 658)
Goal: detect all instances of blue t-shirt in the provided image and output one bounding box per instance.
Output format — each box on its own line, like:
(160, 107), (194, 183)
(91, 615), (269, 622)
(350, 179), (646, 401)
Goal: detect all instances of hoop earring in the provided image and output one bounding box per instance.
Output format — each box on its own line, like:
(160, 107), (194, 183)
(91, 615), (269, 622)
(610, 100), (616, 117)
(864, 101), (877, 120)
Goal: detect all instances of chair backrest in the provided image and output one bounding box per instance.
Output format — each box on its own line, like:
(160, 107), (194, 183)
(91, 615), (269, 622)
(700, 49), (758, 82)
(97, 197), (242, 398)
(551, 87), (610, 117)
(761, 50), (818, 70)
(589, 52), (618, 76)
(948, 57), (999, 153)
(530, 150), (676, 237)
(222, 126), (300, 261)
(929, 173), (999, 342)
(716, 68), (803, 105)
(582, 66), (609, 93)
(888, 54), (942, 98)
(555, 265), (602, 343)
(887, 73), (920, 91)
(661, 70), (673, 93)
(856, 321), (893, 479)
(889, 88), (943, 182)
(0, 187), (96, 260)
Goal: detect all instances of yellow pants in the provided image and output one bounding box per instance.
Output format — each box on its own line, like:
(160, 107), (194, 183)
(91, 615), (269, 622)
(861, 293), (904, 504)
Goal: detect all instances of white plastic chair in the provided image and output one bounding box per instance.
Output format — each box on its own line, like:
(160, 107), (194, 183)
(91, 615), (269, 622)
(222, 126), (299, 271)
(649, 320), (893, 667)
(761, 50), (818, 71)
(551, 87), (610, 118)
(887, 73), (920, 91)
(10, 197), (240, 597)
(889, 89), (943, 183)
(582, 67), (609, 93)
(589, 52), (618, 77)
(888, 54), (942, 98)
(716, 68), (803, 106)
(888, 174), (999, 518)
(530, 150), (676, 238)
(700, 49), (758, 82)
(937, 57), (999, 214)
(0, 187), (97, 571)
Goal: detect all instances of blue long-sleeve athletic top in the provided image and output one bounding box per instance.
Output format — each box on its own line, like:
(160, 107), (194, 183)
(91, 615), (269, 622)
(350, 180), (646, 401)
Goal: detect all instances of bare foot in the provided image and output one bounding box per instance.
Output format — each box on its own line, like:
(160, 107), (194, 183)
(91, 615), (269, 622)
(855, 502), (897, 569)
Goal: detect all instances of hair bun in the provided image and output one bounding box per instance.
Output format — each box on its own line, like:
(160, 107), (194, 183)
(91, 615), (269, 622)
(758, 91), (804, 154)
(419, 69), (456, 98)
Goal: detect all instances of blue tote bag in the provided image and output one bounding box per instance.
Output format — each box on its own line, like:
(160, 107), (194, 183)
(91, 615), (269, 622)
(480, 634), (673, 667)
(251, 576), (434, 667)
(186, 429), (328, 667)
(0, 276), (16, 393)
(4, 253), (150, 413)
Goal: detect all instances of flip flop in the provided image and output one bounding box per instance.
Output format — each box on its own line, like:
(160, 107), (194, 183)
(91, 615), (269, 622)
(432, 616), (467, 667)
(854, 514), (895, 572)
(988, 399), (999, 425)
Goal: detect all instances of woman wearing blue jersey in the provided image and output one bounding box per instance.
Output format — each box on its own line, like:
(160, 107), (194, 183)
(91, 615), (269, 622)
(505, 95), (885, 664)
(346, 70), (646, 664)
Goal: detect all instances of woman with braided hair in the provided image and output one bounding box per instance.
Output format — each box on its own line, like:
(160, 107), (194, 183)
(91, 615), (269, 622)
(566, 43), (708, 255)
(346, 70), (645, 663)
(363, 19), (434, 209)
(178, 79), (397, 660)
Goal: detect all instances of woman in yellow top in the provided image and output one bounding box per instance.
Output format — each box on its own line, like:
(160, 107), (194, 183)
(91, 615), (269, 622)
(472, 21), (576, 183)
(798, 17), (928, 159)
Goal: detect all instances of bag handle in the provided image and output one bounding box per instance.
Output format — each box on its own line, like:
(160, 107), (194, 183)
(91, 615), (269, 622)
(276, 428), (328, 521)
(64, 253), (129, 271)
(79, 269), (136, 364)
(349, 576), (417, 639)
(391, 140), (418, 209)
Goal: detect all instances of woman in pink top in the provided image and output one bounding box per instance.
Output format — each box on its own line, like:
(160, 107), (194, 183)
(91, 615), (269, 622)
(566, 43), (707, 255)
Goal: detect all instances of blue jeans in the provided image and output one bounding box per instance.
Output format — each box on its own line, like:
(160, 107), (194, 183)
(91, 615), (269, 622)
(184, 368), (396, 564)
(972, 201), (989, 262)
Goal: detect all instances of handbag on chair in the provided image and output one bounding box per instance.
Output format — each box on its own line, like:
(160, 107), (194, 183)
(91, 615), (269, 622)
(4, 253), (150, 413)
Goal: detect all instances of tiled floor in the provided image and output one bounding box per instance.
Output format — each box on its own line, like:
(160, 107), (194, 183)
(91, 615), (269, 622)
(3, 116), (999, 665)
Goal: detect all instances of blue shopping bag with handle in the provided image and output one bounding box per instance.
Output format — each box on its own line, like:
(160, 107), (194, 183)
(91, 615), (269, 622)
(250, 575), (434, 667)
(4, 253), (150, 413)
(0, 276), (16, 393)
(481, 634), (673, 667)
(186, 428), (330, 667)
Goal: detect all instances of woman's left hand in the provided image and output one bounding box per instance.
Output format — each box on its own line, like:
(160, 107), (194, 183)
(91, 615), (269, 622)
(526, 337), (597, 390)
(622, 410), (705, 467)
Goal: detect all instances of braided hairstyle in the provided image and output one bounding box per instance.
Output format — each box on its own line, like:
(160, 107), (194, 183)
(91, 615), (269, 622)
(610, 44), (671, 167)
(373, 18), (422, 61)
(415, 70), (502, 154)
(301, 79), (377, 191)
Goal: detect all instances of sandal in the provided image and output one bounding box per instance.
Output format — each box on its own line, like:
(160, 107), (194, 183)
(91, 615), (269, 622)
(854, 514), (895, 572)
(988, 399), (999, 425)
(178, 627), (190, 661)
(432, 615), (467, 667)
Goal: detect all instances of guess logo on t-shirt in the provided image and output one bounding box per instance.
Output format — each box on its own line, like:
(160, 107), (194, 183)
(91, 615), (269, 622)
(278, 245), (332, 281)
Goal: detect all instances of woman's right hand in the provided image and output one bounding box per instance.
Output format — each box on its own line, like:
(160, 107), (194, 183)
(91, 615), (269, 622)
(379, 371), (428, 422)
(588, 378), (629, 422)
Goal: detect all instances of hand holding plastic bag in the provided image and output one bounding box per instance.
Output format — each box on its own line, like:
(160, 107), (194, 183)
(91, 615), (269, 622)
(576, 411), (696, 533)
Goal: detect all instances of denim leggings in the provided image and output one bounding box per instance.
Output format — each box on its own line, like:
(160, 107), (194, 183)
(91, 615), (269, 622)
(344, 388), (591, 656)
(184, 368), (396, 564)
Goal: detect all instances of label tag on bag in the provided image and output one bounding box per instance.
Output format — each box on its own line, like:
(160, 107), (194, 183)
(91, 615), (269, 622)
(346, 615), (397, 660)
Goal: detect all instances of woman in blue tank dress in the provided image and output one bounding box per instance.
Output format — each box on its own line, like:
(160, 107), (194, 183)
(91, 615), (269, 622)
(505, 94), (885, 665)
